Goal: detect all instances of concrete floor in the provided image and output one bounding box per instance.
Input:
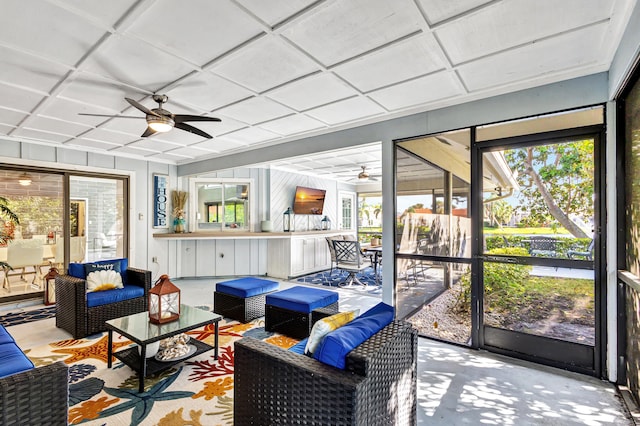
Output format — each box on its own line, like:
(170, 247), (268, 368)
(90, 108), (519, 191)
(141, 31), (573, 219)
(4, 277), (631, 425)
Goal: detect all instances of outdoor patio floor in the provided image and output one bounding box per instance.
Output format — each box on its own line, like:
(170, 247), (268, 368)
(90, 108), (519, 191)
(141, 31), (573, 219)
(2, 277), (631, 425)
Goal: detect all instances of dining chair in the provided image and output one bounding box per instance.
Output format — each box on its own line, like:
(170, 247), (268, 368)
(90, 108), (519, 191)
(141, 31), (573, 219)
(3, 240), (45, 292)
(332, 239), (373, 287)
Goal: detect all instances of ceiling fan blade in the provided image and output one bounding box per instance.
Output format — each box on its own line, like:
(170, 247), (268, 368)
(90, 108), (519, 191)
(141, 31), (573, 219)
(141, 127), (157, 137)
(78, 113), (141, 119)
(175, 122), (213, 139)
(125, 97), (160, 117)
(173, 114), (221, 124)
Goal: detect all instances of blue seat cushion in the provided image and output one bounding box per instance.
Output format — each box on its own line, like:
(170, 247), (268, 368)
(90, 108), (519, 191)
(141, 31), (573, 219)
(0, 325), (16, 345)
(69, 258), (128, 284)
(313, 303), (394, 370)
(86, 284), (144, 308)
(266, 286), (338, 314)
(216, 277), (279, 298)
(0, 342), (34, 378)
(288, 338), (309, 355)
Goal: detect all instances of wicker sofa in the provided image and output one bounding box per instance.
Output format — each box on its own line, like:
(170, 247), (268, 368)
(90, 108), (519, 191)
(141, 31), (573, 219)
(0, 325), (69, 425)
(234, 320), (417, 425)
(56, 264), (152, 338)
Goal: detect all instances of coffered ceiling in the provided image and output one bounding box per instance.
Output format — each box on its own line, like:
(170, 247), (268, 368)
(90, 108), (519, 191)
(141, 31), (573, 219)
(0, 0), (634, 170)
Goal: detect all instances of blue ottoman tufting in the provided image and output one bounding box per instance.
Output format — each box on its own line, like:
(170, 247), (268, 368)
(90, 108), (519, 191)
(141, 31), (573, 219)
(265, 286), (339, 339)
(214, 277), (279, 322)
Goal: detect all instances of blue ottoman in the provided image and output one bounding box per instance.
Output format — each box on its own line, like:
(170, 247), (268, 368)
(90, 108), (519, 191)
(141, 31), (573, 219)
(214, 277), (279, 322)
(265, 286), (339, 339)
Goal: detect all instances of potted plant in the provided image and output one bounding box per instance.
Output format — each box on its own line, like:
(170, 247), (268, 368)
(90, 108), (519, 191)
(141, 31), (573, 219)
(0, 196), (19, 271)
(370, 235), (382, 246)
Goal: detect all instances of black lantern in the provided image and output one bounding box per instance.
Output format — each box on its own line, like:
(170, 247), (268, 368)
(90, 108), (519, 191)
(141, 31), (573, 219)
(321, 216), (331, 230)
(283, 207), (294, 232)
(43, 267), (58, 306)
(149, 274), (181, 324)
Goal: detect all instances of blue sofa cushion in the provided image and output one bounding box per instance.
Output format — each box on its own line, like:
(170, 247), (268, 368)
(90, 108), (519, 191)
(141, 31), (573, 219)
(313, 302), (394, 369)
(266, 286), (338, 313)
(86, 284), (144, 308)
(216, 277), (279, 298)
(69, 258), (128, 284)
(0, 325), (16, 345)
(288, 338), (309, 355)
(0, 342), (34, 379)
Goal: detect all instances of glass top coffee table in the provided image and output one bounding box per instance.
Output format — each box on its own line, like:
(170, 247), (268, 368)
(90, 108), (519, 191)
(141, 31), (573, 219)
(106, 304), (222, 392)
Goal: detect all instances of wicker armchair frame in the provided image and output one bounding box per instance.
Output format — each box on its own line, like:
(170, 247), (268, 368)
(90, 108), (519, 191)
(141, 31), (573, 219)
(0, 361), (68, 425)
(265, 301), (339, 339)
(55, 267), (152, 339)
(235, 320), (417, 425)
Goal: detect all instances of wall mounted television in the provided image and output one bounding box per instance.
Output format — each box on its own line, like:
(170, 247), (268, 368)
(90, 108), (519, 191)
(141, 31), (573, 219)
(293, 186), (326, 215)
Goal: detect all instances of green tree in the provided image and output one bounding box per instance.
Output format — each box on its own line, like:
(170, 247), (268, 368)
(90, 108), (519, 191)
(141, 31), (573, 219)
(0, 196), (20, 270)
(490, 200), (513, 229)
(505, 140), (593, 238)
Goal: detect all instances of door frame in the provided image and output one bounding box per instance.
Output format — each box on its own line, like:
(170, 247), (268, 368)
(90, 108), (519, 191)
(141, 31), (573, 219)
(471, 125), (606, 377)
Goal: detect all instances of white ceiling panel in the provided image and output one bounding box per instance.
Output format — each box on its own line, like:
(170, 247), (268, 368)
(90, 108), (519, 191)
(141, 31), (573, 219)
(0, 83), (46, 113)
(110, 145), (158, 157)
(266, 73), (358, 111)
(0, 0), (106, 66)
(166, 145), (213, 158)
(127, 138), (181, 152)
(57, 73), (141, 113)
(190, 139), (238, 154)
(70, 138), (121, 151)
(458, 24), (609, 91)
(81, 35), (195, 91)
(55, 0), (139, 28)
(281, 0), (423, 66)
(217, 97), (294, 124)
(236, 0), (317, 26)
(217, 127), (280, 145)
(165, 73), (253, 111)
(368, 72), (463, 110)
(0, 124), (16, 134)
(150, 130), (207, 146)
(333, 34), (447, 92)
(260, 114), (326, 135)
(127, 0), (264, 66)
(416, 0), (494, 25)
(0, 108), (28, 127)
(0, 46), (71, 93)
(306, 97), (386, 125)
(148, 151), (195, 162)
(12, 128), (69, 143)
(436, 0), (615, 64)
(80, 128), (138, 145)
(38, 98), (113, 125)
(22, 116), (91, 137)
(212, 36), (319, 93)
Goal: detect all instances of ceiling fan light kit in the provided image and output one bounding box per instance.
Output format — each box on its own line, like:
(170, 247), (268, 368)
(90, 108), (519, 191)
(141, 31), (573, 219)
(358, 166), (370, 182)
(79, 94), (221, 139)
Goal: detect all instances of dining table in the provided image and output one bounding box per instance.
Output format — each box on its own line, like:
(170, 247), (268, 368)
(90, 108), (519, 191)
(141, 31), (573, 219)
(363, 245), (382, 283)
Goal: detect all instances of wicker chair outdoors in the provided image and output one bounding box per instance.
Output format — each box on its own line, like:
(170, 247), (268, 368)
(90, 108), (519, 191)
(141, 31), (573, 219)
(55, 267), (152, 338)
(234, 320), (417, 425)
(0, 361), (69, 425)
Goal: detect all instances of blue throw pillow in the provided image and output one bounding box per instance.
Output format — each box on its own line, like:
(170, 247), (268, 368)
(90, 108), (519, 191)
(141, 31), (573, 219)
(313, 303), (394, 369)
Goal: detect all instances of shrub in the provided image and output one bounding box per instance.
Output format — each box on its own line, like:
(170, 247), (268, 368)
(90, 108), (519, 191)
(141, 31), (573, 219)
(455, 247), (531, 313)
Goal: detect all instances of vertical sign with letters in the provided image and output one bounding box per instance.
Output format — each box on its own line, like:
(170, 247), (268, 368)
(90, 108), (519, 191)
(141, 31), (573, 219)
(153, 174), (169, 228)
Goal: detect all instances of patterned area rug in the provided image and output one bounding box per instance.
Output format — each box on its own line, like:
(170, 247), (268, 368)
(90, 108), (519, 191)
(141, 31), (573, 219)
(0, 305), (56, 327)
(24, 316), (298, 425)
(296, 267), (379, 287)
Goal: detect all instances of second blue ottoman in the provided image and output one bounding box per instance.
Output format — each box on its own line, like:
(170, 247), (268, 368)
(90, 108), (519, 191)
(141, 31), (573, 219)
(214, 277), (279, 322)
(265, 286), (339, 339)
